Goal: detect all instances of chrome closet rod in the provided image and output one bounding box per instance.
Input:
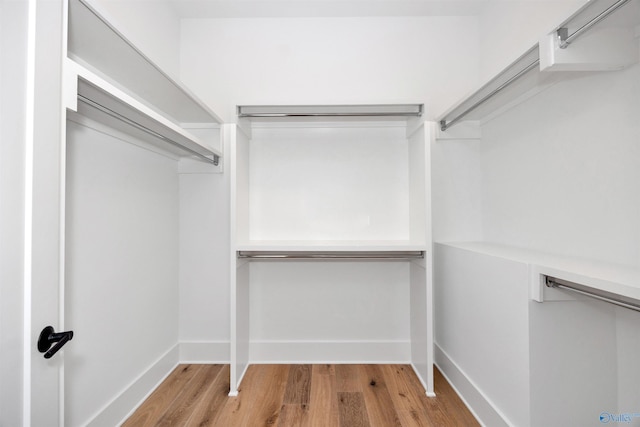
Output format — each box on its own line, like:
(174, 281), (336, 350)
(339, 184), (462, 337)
(238, 112), (422, 118)
(558, 0), (632, 48)
(545, 276), (640, 312)
(77, 94), (219, 165)
(237, 251), (425, 260)
(439, 51), (540, 132)
(237, 104), (423, 118)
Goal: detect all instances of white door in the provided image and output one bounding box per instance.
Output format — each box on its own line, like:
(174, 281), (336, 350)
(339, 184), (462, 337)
(1, 1), (32, 426)
(26, 0), (66, 425)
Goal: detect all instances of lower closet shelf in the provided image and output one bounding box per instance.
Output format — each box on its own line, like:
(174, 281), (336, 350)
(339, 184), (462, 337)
(437, 241), (640, 304)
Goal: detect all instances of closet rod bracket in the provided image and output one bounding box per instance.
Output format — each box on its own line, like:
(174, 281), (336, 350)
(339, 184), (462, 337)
(557, 27), (569, 49)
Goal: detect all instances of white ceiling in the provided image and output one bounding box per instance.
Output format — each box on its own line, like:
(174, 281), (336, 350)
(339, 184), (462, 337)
(168, 0), (488, 18)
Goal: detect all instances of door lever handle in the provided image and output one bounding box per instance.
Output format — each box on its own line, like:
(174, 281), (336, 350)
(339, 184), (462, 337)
(38, 326), (74, 359)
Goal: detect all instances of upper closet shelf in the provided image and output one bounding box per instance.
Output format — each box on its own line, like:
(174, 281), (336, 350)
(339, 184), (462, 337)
(238, 104), (423, 119)
(236, 240), (427, 253)
(236, 241), (426, 261)
(437, 0), (640, 135)
(66, 60), (221, 164)
(66, 0), (223, 163)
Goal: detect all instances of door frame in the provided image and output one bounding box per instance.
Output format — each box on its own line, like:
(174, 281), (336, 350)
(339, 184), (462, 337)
(24, 0), (67, 425)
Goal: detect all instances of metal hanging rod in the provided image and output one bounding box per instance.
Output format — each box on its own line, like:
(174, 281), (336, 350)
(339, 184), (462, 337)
(237, 104), (423, 118)
(557, 0), (632, 49)
(545, 275), (640, 312)
(78, 94), (219, 165)
(439, 49), (539, 132)
(237, 250), (425, 260)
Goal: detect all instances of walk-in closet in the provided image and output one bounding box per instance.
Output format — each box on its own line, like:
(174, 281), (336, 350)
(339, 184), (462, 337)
(2, 0), (639, 425)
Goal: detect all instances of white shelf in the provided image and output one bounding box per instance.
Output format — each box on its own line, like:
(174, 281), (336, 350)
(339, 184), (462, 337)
(66, 59), (222, 162)
(67, 0), (222, 126)
(236, 240), (427, 252)
(66, 0), (224, 164)
(438, 241), (640, 304)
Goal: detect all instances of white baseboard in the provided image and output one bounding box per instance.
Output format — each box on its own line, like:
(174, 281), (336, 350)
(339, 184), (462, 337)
(434, 343), (511, 427)
(179, 341), (230, 363)
(249, 340), (411, 363)
(87, 344), (179, 427)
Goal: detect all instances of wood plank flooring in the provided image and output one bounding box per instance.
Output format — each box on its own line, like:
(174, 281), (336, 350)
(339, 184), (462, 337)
(123, 364), (479, 427)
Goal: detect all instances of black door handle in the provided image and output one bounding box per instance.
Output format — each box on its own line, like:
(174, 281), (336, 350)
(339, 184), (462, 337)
(38, 326), (73, 359)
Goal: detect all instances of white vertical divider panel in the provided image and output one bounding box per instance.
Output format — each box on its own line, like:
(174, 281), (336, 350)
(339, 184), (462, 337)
(233, 262), (250, 395)
(235, 122), (251, 245)
(407, 121), (434, 395)
(229, 124), (251, 395)
(407, 119), (427, 245)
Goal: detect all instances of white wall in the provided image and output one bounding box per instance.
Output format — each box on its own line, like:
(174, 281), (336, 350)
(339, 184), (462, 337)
(248, 125), (410, 241)
(480, 62), (640, 267)
(64, 119), (180, 426)
(431, 136), (484, 242)
(248, 261), (410, 361)
(180, 16), (480, 122)
(0, 1), (27, 425)
(178, 169), (230, 355)
(89, 0), (182, 77)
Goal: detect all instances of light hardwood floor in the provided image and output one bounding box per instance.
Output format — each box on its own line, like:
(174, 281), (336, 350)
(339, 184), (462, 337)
(123, 364), (479, 426)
